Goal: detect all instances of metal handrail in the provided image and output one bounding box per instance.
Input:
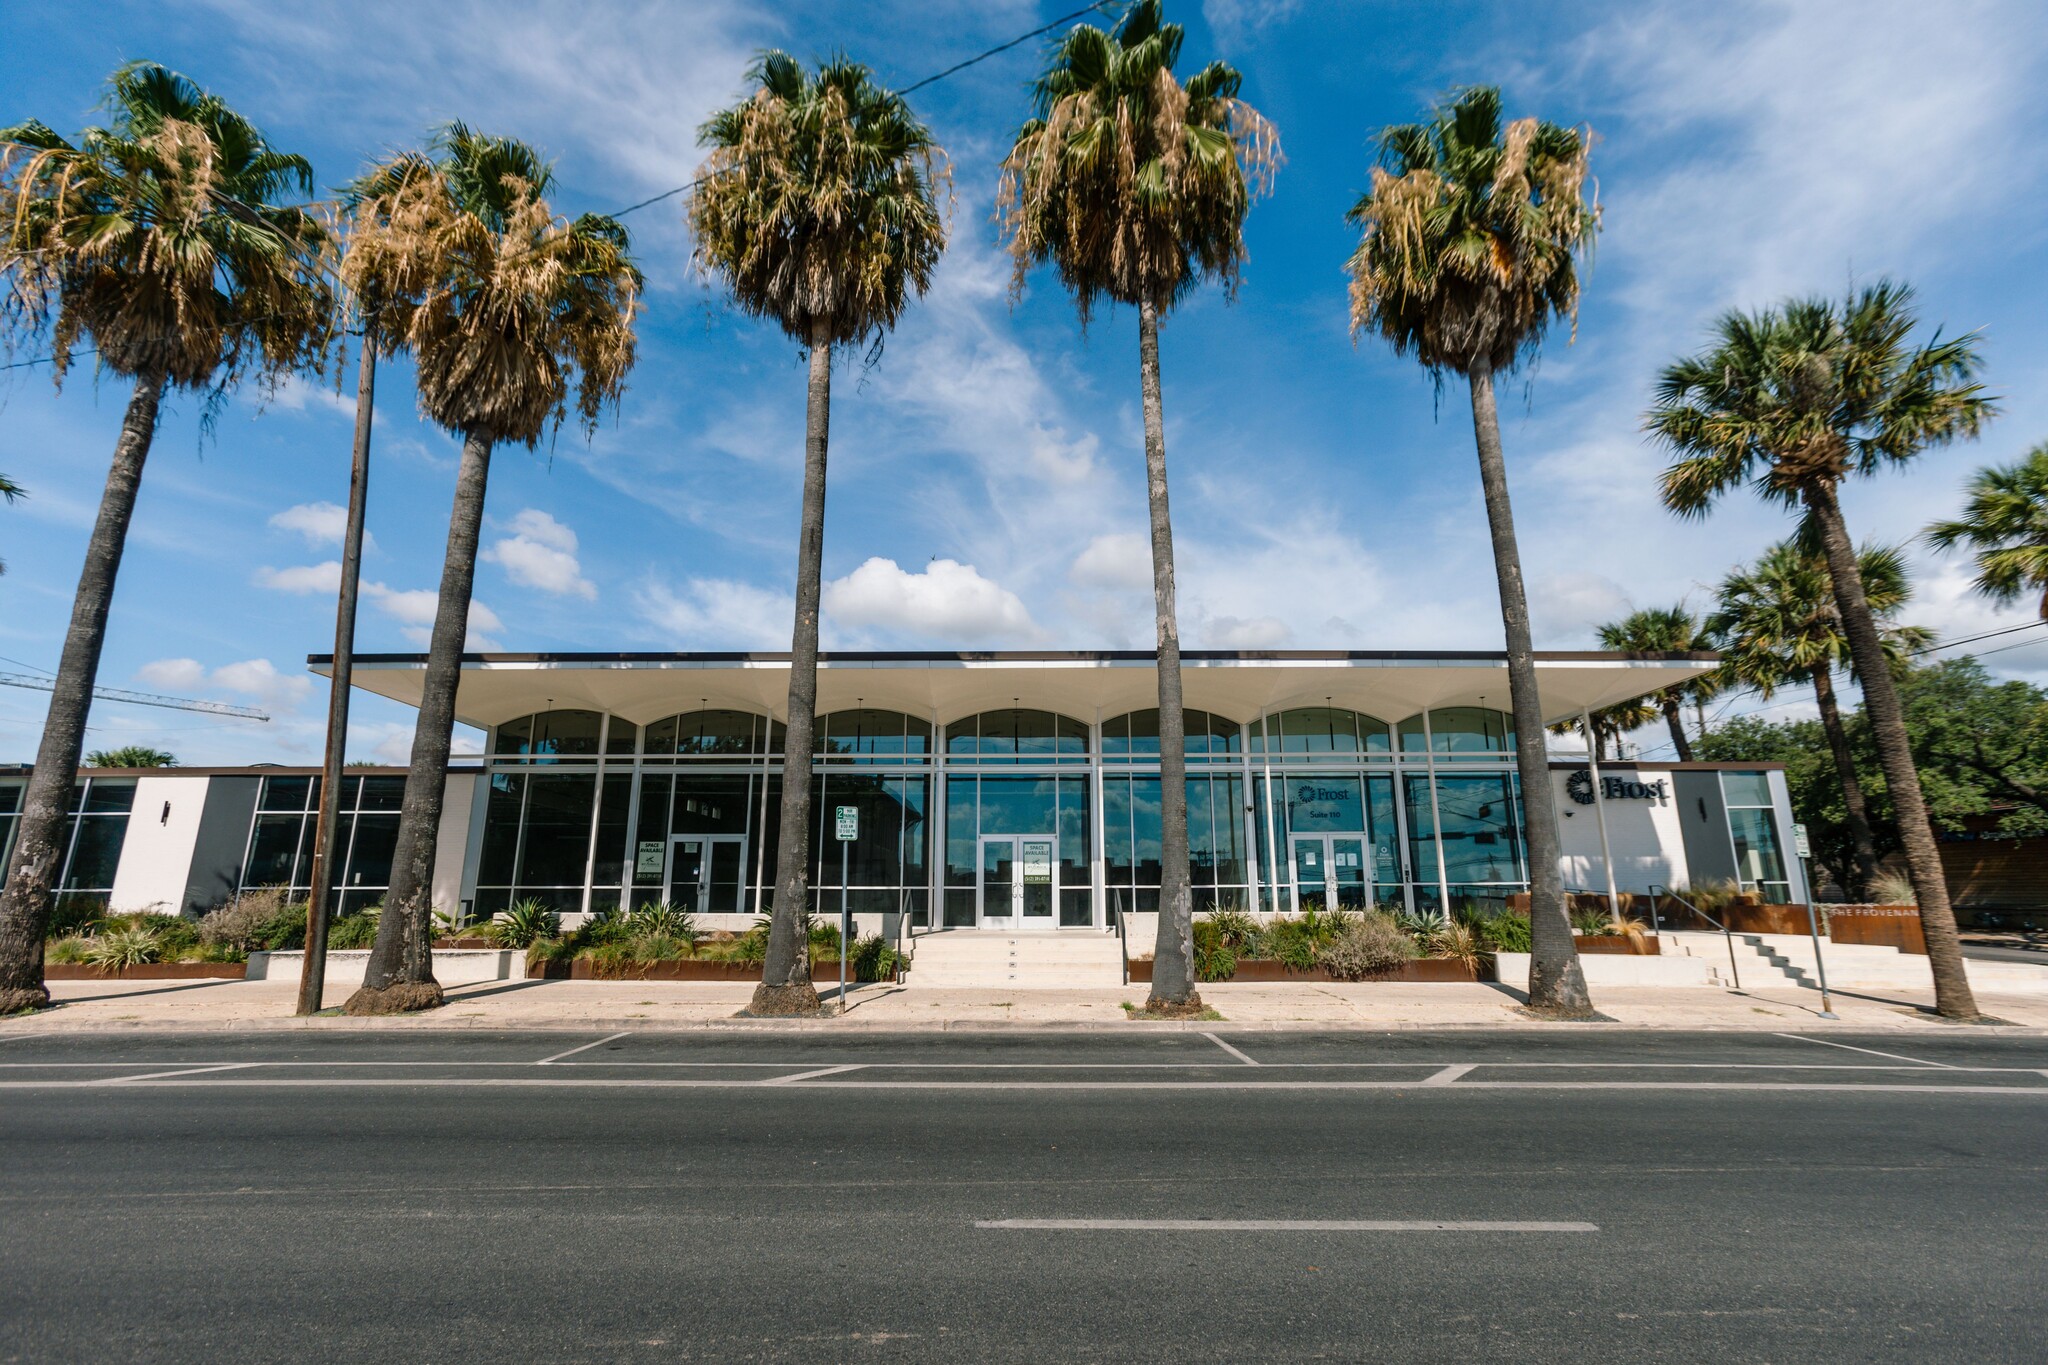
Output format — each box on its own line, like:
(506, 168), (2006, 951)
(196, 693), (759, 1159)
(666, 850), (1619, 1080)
(1111, 887), (1129, 987)
(892, 885), (912, 984)
(1560, 886), (1665, 947)
(1649, 884), (1740, 990)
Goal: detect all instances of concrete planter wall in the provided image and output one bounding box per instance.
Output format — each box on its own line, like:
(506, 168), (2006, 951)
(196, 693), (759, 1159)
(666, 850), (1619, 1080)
(1492, 951), (1714, 989)
(245, 949), (522, 985)
(44, 962), (246, 981)
(1128, 957), (1493, 984)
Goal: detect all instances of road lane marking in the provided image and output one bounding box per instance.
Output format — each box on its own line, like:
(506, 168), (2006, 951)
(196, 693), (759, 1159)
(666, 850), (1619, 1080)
(1422, 1064), (1476, 1086)
(1202, 1033), (1260, 1066)
(1775, 1034), (1957, 1068)
(761, 1064), (867, 1084)
(537, 1032), (632, 1065)
(975, 1219), (1598, 1232)
(102, 1064), (260, 1083)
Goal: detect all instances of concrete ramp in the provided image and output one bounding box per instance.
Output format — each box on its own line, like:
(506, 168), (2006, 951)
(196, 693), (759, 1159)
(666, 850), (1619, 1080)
(905, 930), (1125, 988)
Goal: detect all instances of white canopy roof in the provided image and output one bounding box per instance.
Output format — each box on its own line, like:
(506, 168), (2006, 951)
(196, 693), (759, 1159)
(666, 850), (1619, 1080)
(316, 650), (1718, 732)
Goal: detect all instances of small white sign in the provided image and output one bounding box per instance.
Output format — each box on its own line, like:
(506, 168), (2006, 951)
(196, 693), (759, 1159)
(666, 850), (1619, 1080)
(636, 841), (666, 877)
(1021, 840), (1053, 884)
(835, 805), (859, 841)
(1792, 822), (1811, 858)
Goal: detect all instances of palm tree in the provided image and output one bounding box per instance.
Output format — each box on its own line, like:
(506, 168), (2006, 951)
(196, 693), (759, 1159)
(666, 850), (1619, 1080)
(1708, 538), (1928, 900)
(0, 473), (21, 575)
(338, 126), (641, 1015)
(0, 64), (331, 1016)
(1345, 86), (1598, 1016)
(1000, 0), (1278, 1017)
(1595, 606), (1719, 760)
(83, 746), (177, 768)
(691, 55), (946, 1017)
(1548, 698), (1658, 763)
(1927, 443), (2048, 618)
(1648, 282), (1992, 1020)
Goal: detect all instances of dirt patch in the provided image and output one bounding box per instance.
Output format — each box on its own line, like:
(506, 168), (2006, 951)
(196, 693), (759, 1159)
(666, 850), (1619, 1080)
(342, 980), (446, 1015)
(740, 982), (825, 1018)
(1136, 993), (1210, 1020)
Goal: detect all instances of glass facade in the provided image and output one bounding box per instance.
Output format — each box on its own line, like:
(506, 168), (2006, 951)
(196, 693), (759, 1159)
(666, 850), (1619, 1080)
(467, 701), (1545, 927)
(239, 773), (405, 914)
(1722, 769), (1791, 903)
(0, 777), (137, 909)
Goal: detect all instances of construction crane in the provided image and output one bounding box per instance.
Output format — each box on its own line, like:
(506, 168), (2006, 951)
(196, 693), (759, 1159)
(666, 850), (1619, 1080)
(0, 672), (270, 722)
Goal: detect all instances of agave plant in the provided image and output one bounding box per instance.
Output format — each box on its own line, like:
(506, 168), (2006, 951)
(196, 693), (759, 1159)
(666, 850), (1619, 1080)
(490, 898), (561, 949)
(629, 900), (697, 944)
(81, 927), (163, 970)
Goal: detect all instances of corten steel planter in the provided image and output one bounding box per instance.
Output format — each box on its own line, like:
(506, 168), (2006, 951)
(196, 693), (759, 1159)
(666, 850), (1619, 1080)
(44, 962), (247, 981)
(1824, 905), (1928, 955)
(538, 957), (885, 982)
(1130, 957), (1495, 984)
(1572, 934), (1660, 956)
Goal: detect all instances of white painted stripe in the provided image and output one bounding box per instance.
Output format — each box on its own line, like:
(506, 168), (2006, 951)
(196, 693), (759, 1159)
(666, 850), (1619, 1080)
(976, 1219), (1599, 1233)
(2, 1077), (2040, 1094)
(1202, 1033), (1260, 1066)
(0, 1059), (2034, 1072)
(1422, 1064), (1476, 1086)
(761, 1064), (866, 1084)
(537, 1031), (632, 1065)
(1775, 1033), (1957, 1068)
(102, 1063), (259, 1083)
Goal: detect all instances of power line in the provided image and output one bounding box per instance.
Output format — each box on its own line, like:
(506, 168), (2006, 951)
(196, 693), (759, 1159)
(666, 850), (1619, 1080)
(1909, 618), (2048, 656)
(0, 673), (269, 721)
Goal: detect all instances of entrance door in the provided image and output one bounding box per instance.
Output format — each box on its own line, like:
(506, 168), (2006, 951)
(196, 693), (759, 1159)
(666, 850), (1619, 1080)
(1290, 834), (1369, 912)
(669, 835), (746, 914)
(979, 834), (1057, 928)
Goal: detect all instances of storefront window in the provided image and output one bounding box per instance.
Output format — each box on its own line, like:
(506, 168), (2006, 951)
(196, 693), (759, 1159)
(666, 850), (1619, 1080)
(241, 773), (406, 914)
(492, 709), (603, 759)
(943, 709), (1088, 763)
(1105, 774), (1249, 914)
(816, 709), (932, 763)
(1722, 771), (1790, 902)
(641, 709), (781, 758)
(59, 777), (136, 904)
(943, 774), (1091, 925)
(1254, 707), (1392, 757)
(1102, 709), (1242, 763)
(1397, 707), (1515, 759)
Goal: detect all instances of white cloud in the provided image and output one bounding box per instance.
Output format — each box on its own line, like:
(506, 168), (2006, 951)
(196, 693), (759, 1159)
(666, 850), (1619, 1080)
(134, 657), (310, 708)
(364, 583), (503, 651)
(254, 561), (343, 594)
(266, 374), (359, 419)
(1070, 532), (1152, 591)
(824, 558), (1041, 644)
(269, 501), (373, 550)
(1529, 572), (1638, 646)
(1205, 615), (1295, 649)
(638, 577), (794, 650)
(483, 508), (597, 600)
(1202, 0), (1301, 44)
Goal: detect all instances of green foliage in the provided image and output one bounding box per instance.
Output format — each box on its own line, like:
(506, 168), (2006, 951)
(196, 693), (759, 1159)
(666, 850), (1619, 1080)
(490, 898), (561, 949)
(1317, 913), (1419, 981)
(1201, 909), (1261, 950)
(1869, 870), (1918, 906)
(845, 934), (903, 983)
(1478, 913), (1531, 954)
(84, 745), (177, 768)
(46, 896), (107, 939)
(199, 889), (309, 952)
(1569, 906), (1610, 935)
(1893, 658), (2048, 837)
(1926, 443), (2048, 618)
(45, 936), (90, 965)
(627, 900), (696, 944)
(327, 911), (381, 950)
(1191, 918), (1238, 982)
(81, 926), (162, 969)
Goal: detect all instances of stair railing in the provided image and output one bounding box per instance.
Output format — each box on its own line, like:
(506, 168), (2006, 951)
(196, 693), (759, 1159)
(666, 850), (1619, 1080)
(1648, 883), (1740, 990)
(1111, 887), (1129, 987)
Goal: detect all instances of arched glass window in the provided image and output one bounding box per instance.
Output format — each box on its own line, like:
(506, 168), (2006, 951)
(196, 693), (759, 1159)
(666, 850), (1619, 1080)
(1102, 709), (1243, 763)
(943, 709), (1089, 764)
(1252, 707), (1392, 757)
(642, 710), (785, 758)
(492, 709), (603, 759)
(814, 709), (933, 763)
(1397, 707), (1515, 758)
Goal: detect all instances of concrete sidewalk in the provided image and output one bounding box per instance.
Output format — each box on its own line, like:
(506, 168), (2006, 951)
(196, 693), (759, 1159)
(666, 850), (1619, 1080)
(7, 974), (2048, 1033)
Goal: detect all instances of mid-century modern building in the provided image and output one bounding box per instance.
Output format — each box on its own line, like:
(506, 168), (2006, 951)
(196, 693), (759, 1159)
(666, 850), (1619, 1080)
(0, 649), (1815, 924)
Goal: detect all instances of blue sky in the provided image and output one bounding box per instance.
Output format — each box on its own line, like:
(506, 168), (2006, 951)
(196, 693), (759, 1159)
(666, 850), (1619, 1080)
(4, 0), (2048, 766)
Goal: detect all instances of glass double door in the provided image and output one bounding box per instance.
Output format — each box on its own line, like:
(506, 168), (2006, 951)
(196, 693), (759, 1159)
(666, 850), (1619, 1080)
(669, 835), (746, 914)
(1290, 833), (1371, 912)
(979, 834), (1057, 928)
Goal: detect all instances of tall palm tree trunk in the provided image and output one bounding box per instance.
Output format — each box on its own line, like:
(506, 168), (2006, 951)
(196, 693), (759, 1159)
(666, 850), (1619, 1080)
(345, 426), (493, 1016)
(299, 342), (376, 1016)
(1467, 362), (1589, 1015)
(1808, 661), (1879, 900)
(1659, 696), (1694, 762)
(750, 321), (832, 1017)
(0, 369), (167, 1015)
(1138, 298), (1199, 1013)
(1804, 483), (1977, 1019)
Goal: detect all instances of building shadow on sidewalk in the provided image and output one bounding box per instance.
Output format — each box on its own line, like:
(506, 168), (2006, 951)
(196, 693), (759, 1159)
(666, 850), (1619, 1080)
(53, 979), (244, 1004)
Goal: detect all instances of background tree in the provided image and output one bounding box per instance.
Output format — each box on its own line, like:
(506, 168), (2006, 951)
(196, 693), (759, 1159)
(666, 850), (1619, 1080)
(0, 473), (22, 575)
(1893, 657), (2048, 837)
(339, 125), (640, 1015)
(1695, 714), (1882, 896)
(1346, 85), (1598, 1015)
(83, 746), (177, 768)
(1000, 0), (1277, 1017)
(1548, 697), (1658, 763)
(1595, 606), (1717, 759)
(1649, 282), (1993, 1019)
(1709, 539), (1927, 899)
(691, 54), (945, 1017)
(1927, 443), (2048, 618)
(0, 64), (330, 1016)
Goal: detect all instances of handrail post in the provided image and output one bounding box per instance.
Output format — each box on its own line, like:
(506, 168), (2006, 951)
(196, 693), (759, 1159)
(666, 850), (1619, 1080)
(1802, 896), (1838, 1019)
(1652, 883), (1740, 991)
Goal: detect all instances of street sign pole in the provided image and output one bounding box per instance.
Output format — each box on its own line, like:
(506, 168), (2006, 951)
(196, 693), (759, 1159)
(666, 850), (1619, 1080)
(835, 806), (858, 1014)
(1792, 823), (1837, 1018)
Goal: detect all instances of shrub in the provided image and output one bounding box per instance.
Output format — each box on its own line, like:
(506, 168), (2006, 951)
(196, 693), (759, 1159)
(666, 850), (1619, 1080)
(1672, 878), (1743, 917)
(1869, 870), (1917, 906)
(1317, 913), (1418, 982)
(82, 927), (163, 969)
(46, 936), (91, 965)
(47, 896), (106, 939)
(1192, 919), (1239, 982)
(327, 911), (381, 950)
(627, 900), (695, 944)
(1433, 922), (1482, 970)
(1263, 916), (1321, 970)
(630, 930), (691, 962)
(845, 934), (903, 982)
(732, 924), (769, 962)
(201, 889), (308, 952)
(1396, 908), (1448, 943)
(1478, 913), (1531, 954)
(102, 912), (200, 958)
(1202, 909), (1261, 950)
(490, 898), (561, 949)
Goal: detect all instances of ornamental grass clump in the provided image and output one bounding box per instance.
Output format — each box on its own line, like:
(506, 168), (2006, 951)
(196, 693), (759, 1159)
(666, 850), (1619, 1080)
(1317, 913), (1419, 982)
(81, 926), (163, 970)
(327, 910), (382, 950)
(487, 898), (560, 949)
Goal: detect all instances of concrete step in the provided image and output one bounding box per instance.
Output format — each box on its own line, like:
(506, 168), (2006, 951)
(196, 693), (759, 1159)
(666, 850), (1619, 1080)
(906, 930), (1126, 988)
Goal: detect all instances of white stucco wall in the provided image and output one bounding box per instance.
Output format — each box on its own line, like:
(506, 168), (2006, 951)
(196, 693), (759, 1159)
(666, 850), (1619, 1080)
(433, 772), (478, 916)
(1551, 766), (1689, 895)
(107, 774), (210, 914)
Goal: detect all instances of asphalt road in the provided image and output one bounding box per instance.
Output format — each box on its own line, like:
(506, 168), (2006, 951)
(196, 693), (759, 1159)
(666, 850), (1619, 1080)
(3, 1028), (2046, 1363)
